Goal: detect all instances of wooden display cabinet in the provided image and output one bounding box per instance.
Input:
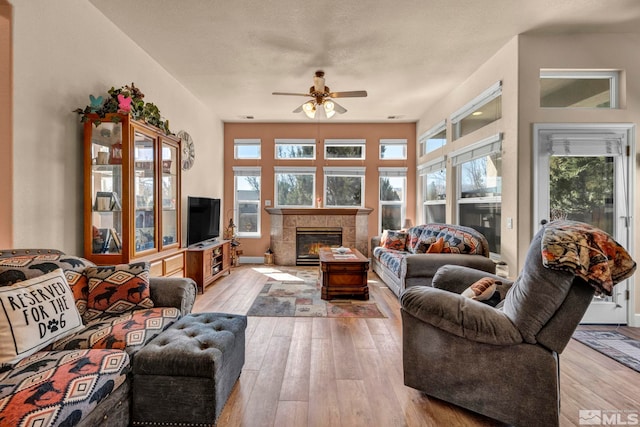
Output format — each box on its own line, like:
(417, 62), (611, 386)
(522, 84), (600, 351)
(186, 240), (231, 293)
(83, 113), (184, 276)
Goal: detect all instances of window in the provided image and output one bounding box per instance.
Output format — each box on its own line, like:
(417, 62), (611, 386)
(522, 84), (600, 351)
(233, 167), (261, 237)
(275, 139), (316, 159)
(451, 134), (502, 254)
(419, 157), (446, 224)
(324, 139), (366, 159)
(274, 166), (316, 207)
(323, 167), (365, 207)
(379, 167), (406, 232)
(419, 121), (446, 156)
(234, 139), (261, 159)
(451, 82), (502, 140)
(379, 139), (407, 159)
(540, 70), (619, 108)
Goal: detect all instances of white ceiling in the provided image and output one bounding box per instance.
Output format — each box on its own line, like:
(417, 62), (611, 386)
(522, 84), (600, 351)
(89, 0), (640, 123)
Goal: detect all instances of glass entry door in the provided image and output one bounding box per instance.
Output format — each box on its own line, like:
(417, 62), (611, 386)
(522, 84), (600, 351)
(534, 124), (633, 324)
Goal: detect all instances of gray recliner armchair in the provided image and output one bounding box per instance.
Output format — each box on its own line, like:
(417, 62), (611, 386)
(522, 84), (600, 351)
(400, 222), (636, 427)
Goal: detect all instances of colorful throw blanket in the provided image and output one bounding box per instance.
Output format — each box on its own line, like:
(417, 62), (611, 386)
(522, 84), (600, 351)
(541, 220), (636, 295)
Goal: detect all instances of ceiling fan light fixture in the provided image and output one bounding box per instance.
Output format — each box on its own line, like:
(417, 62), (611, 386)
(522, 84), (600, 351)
(302, 101), (316, 119)
(323, 100), (336, 118)
(274, 71), (366, 119)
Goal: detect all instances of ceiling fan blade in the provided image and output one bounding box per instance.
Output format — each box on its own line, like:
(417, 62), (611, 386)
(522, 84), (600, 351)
(329, 90), (368, 98)
(331, 100), (347, 114)
(272, 92), (311, 97)
(292, 102), (306, 113)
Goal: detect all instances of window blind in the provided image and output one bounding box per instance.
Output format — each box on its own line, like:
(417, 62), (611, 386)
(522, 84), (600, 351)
(450, 134), (502, 167)
(234, 138), (261, 145)
(378, 167), (407, 177)
(274, 166), (316, 174)
(546, 134), (624, 156)
(323, 167), (366, 176)
(419, 120), (446, 142)
(451, 81), (502, 124)
(232, 166), (261, 176)
(418, 156), (446, 175)
(379, 139), (407, 145)
(274, 138), (316, 145)
(324, 139), (366, 146)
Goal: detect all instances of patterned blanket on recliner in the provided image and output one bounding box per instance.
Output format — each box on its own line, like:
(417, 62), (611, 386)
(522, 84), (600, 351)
(541, 220), (636, 295)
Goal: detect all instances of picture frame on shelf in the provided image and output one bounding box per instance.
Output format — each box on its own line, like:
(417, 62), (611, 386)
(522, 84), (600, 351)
(111, 192), (122, 210)
(93, 191), (121, 211)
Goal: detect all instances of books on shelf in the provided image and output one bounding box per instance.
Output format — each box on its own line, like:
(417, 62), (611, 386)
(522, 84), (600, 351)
(92, 228), (111, 253)
(109, 228), (122, 251)
(92, 227), (122, 254)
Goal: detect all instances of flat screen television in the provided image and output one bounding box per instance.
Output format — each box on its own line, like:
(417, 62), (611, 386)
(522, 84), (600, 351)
(187, 196), (221, 246)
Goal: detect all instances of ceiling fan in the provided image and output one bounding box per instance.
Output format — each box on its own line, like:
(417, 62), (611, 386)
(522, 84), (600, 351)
(272, 70), (367, 118)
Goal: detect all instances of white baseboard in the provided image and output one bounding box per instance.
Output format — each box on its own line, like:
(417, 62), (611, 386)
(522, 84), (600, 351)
(238, 256), (265, 264)
(629, 313), (640, 327)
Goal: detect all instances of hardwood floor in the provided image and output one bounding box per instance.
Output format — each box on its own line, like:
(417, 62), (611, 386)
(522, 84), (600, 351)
(192, 265), (640, 427)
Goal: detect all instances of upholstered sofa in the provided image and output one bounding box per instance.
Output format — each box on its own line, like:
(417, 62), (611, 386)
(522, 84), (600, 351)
(0, 249), (198, 427)
(371, 223), (497, 297)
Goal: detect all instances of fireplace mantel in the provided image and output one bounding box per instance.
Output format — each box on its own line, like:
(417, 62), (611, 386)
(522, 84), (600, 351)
(265, 208), (373, 216)
(266, 207), (372, 265)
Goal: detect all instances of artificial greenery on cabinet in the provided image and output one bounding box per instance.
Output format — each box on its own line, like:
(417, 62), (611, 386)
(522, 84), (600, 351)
(74, 83), (171, 135)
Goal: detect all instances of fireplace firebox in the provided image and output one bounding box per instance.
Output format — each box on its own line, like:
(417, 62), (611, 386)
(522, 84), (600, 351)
(296, 227), (342, 266)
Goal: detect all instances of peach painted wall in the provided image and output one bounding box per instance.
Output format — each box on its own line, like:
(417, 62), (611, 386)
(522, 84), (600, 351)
(223, 122), (416, 258)
(0, 1), (11, 248)
(415, 38), (519, 273)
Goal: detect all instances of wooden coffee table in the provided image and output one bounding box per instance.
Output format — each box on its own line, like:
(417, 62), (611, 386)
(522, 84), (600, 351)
(318, 247), (370, 300)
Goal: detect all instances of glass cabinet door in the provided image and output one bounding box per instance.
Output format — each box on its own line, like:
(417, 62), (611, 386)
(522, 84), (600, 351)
(134, 131), (156, 253)
(161, 141), (179, 248)
(90, 122), (123, 254)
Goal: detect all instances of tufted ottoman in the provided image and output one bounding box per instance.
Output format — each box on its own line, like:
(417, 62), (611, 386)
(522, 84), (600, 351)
(131, 312), (247, 427)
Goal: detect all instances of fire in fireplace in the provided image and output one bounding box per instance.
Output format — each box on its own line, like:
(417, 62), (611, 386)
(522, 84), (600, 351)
(296, 227), (342, 266)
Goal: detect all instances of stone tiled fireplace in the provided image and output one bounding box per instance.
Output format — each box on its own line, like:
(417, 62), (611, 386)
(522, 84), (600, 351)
(296, 226), (343, 265)
(265, 208), (373, 266)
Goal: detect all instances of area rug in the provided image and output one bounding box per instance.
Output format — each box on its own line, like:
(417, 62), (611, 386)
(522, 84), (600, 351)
(246, 268), (386, 318)
(572, 330), (640, 373)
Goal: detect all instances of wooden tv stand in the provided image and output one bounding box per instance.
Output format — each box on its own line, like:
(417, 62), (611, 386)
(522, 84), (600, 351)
(186, 240), (231, 293)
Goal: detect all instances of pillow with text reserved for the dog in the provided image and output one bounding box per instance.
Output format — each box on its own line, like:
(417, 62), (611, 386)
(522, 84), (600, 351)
(0, 268), (84, 364)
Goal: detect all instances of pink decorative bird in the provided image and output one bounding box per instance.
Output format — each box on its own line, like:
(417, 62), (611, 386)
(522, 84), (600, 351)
(117, 94), (132, 113)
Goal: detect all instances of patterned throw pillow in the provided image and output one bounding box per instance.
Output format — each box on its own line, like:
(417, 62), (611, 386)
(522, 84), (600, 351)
(413, 236), (436, 254)
(0, 269), (84, 364)
(381, 230), (408, 251)
(0, 349), (129, 426)
(83, 262), (154, 322)
(0, 254), (94, 316)
(426, 237), (446, 253)
(462, 277), (501, 301)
